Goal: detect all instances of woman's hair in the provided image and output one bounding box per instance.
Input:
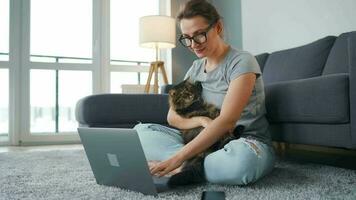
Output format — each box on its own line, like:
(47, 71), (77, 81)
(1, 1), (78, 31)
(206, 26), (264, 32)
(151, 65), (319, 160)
(177, 0), (221, 25)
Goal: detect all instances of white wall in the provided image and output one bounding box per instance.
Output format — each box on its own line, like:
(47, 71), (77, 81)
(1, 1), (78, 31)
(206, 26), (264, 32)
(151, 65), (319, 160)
(210, 0), (243, 49)
(241, 0), (356, 55)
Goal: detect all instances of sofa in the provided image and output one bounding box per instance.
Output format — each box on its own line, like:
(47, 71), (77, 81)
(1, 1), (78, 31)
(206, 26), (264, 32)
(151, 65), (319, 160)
(75, 31), (356, 150)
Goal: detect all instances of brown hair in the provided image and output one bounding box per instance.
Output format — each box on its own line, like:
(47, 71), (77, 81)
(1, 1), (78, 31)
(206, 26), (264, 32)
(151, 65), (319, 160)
(177, 0), (221, 25)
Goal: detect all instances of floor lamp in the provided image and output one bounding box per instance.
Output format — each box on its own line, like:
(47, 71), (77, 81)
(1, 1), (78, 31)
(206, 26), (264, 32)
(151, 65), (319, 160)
(139, 15), (176, 94)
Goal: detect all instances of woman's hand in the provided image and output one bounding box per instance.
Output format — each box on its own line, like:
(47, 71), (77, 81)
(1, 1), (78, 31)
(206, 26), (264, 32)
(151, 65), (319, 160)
(149, 154), (185, 177)
(167, 108), (205, 130)
(198, 116), (213, 128)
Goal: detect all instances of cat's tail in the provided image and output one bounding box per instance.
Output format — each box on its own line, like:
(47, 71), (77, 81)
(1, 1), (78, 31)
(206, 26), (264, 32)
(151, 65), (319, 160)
(233, 125), (245, 138)
(167, 161), (205, 187)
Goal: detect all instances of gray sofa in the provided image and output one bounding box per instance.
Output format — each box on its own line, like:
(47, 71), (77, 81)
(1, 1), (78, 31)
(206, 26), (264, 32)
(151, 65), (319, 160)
(75, 31), (356, 150)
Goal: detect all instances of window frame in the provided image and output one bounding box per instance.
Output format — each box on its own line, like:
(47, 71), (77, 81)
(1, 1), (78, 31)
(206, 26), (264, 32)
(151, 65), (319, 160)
(0, 67), (9, 145)
(18, 0), (96, 145)
(106, 0), (172, 93)
(2, 0), (172, 146)
(0, 0), (10, 145)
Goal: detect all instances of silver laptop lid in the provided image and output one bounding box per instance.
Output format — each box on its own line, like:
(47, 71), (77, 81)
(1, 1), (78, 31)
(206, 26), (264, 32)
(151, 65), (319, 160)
(78, 127), (158, 196)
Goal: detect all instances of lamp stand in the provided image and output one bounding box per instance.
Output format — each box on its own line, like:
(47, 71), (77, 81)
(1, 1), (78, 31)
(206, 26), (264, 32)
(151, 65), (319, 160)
(144, 61), (168, 94)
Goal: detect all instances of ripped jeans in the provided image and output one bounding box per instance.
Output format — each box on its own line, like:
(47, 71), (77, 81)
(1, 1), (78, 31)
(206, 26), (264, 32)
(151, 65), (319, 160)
(133, 123), (275, 185)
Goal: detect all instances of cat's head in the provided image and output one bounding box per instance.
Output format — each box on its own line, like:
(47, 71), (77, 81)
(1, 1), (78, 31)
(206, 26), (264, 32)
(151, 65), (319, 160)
(168, 78), (202, 111)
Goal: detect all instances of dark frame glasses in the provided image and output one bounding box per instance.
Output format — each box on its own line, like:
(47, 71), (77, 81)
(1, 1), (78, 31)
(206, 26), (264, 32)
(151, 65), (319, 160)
(178, 23), (216, 47)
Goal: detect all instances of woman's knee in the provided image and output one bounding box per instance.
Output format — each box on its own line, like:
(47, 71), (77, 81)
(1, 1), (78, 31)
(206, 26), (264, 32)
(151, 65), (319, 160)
(133, 123), (184, 161)
(204, 150), (258, 185)
(204, 139), (270, 185)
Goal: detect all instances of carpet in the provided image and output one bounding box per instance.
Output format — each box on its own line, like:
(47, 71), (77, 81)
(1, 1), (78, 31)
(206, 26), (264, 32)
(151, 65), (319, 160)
(0, 149), (355, 200)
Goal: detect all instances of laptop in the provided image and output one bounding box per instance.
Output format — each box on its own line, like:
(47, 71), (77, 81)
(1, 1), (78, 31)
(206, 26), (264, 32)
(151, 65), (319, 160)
(77, 127), (171, 196)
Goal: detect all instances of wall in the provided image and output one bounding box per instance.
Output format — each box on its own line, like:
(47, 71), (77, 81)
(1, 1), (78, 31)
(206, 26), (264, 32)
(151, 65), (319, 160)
(210, 0), (243, 49)
(241, 0), (356, 55)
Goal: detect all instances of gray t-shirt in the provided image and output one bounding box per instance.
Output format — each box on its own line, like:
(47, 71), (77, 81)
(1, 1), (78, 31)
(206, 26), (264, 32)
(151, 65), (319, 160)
(183, 47), (271, 145)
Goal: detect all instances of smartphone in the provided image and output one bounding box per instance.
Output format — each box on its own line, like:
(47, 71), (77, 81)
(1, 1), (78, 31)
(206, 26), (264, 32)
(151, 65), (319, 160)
(201, 191), (226, 200)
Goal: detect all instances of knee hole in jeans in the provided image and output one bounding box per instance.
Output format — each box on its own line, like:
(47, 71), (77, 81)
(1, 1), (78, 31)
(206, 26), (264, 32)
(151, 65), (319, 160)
(242, 140), (262, 157)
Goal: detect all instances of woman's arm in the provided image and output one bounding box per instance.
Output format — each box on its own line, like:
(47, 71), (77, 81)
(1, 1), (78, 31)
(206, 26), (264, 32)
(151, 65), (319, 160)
(167, 108), (212, 129)
(151, 73), (256, 176)
(178, 73), (256, 160)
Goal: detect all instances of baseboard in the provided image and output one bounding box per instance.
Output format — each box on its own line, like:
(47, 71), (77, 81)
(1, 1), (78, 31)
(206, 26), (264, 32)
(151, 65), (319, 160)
(273, 142), (356, 170)
(273, 142), (356, 156)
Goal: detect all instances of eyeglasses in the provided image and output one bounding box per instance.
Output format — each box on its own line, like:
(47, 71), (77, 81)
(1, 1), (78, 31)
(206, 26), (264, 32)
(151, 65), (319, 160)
(178, 23), (215, 48)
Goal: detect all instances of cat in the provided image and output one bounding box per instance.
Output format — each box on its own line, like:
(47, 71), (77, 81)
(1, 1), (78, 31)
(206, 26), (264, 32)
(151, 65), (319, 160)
(167, 79), (244, 187)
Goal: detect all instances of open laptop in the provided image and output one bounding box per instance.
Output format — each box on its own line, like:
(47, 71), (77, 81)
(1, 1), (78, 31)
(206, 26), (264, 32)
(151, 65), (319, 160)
(77, 127), (171, 196)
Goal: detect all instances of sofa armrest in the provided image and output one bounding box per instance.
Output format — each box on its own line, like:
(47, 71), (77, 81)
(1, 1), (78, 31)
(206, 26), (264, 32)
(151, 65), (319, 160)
(265, 73), (349, 124)
(75, 94), (169, 127)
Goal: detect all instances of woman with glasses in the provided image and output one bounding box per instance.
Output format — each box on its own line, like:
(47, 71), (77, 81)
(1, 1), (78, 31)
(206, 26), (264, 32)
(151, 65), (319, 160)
(134, 0), (275, 186)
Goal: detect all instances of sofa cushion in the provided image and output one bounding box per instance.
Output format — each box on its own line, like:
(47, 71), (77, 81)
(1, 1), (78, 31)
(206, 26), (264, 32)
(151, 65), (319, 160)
(322, 32), (356, 75)
(265, 73), (349, 124)
(263, 36), (336, 85)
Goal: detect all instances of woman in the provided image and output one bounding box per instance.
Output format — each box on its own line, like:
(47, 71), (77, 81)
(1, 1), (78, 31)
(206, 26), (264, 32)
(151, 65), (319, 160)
(134, 0), (275, 185)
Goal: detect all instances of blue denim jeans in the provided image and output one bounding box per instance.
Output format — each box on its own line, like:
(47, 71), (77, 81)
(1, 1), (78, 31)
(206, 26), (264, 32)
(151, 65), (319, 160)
(133, 123), (275, 185)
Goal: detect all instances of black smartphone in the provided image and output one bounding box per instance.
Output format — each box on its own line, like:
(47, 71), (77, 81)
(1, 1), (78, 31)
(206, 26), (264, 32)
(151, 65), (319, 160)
(201, 191), (226, 200)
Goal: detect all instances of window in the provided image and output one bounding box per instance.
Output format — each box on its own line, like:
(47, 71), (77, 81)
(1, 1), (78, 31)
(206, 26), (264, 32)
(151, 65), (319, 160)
(3, 1), (169, 145)
(30, 70), (56, 133)
(110, 0), (158, 63)
(0, 0), (9, 61)
(58, 70), (92, 132)
(0, 69), (9, 141)
(30, 0), (92, 63)
(110, 72), (152, 93)
(109, 0), (159, 93)
(0, 0), (9, 143)
(29, 0), (93, 134)
(30, 70), (92, 133)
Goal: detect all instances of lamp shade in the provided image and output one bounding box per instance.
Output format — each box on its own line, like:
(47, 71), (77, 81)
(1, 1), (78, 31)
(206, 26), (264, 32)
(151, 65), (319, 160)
(139, 15), (176, 49)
